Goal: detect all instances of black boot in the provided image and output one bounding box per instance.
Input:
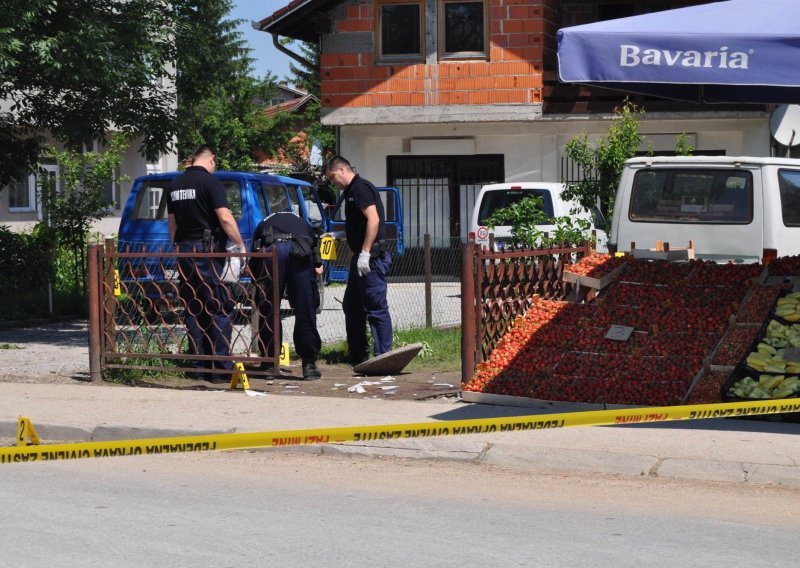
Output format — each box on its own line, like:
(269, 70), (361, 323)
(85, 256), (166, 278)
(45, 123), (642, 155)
(302, 359), (321, 380)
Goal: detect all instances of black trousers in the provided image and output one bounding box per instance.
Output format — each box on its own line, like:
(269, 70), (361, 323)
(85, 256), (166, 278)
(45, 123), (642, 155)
(257, 241), (321, 362)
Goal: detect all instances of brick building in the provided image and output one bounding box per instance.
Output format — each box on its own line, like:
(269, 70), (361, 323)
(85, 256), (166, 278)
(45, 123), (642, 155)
(258, 0), (772, 245)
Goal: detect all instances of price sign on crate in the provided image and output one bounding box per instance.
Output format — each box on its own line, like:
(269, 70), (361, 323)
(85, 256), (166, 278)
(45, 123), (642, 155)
(605, 325), (634, 342)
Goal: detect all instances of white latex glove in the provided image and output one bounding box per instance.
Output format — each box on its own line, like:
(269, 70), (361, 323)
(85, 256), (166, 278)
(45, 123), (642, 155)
(357, 250), (371, 277)
(222, 244), (246, 283)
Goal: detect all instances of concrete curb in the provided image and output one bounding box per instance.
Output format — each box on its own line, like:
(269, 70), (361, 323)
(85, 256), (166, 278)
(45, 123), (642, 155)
(5, 419), (800, 489)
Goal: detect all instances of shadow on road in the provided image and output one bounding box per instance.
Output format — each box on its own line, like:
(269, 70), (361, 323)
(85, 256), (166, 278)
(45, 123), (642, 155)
(432, 399), (800, 435)
(0, 320), (88, 348)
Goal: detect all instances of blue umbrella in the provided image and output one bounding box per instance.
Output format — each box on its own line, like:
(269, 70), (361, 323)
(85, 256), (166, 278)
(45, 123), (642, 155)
(557, 0), (800, 104)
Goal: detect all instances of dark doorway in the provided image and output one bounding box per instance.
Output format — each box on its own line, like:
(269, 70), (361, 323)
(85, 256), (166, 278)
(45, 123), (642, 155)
(387, 155), (504, 245)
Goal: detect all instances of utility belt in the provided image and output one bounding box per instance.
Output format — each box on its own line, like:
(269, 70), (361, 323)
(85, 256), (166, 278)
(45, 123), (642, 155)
(202, 228), (227, 252)
(255, 231), (315, 260)
(260, 232), (294, 246)
(367, 239), (388, 258)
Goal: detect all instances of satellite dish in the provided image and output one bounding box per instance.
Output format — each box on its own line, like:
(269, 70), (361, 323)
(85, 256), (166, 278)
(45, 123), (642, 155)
(770, 104), (800, 148)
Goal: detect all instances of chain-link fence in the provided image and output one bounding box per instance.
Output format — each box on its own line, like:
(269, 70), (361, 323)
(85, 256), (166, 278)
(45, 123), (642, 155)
(313, 235), (462, 345)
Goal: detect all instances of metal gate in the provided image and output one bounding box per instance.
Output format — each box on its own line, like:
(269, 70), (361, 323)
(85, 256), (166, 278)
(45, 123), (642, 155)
(387, 155), (504, 245)
(87, 240), (280, 382)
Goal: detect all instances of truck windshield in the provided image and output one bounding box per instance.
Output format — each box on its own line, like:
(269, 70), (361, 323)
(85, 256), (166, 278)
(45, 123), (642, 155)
(630, 169), (752, 224)
(477, 189), (555, 224)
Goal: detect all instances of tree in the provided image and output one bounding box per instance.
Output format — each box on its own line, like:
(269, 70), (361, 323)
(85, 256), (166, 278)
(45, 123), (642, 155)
(674, 133), (695, 156)
(561, 100), (644, 233)
(174, 0), (293, 169)
(485, 196), (592, 249)
(38, 135), (128, 294)
(285, 40), (336, 167)
(286, 41), (321, 98)
(0, 0), (181, 187)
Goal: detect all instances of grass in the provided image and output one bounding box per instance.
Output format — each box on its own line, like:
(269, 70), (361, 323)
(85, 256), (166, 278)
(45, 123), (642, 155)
(317, 325), (461, 372)
(0, 343), (22, 349)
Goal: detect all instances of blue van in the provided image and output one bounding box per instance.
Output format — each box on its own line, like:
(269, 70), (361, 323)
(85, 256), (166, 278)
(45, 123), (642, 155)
(325, 186), (405, 283)
(117, 170), (329, 285)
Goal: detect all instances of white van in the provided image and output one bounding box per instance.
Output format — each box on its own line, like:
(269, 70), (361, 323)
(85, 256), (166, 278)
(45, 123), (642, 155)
(468, 182), (603, 250)
(609, 156), (800, 262)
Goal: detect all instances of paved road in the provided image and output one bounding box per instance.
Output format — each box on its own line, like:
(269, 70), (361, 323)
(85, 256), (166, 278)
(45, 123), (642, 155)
(2, 450), (798, 568)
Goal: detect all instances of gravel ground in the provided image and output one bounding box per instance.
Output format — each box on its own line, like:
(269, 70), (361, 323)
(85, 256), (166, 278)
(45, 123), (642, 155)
(0, 320), (91, 384)
(0, 320), (462, 401)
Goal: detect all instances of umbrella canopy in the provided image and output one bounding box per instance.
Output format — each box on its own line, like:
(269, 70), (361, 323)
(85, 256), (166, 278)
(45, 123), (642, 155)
(557, 0), (800, 104)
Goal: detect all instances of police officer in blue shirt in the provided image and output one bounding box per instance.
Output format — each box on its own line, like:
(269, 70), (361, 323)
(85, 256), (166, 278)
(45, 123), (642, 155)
(324, 156), (393, 364)
(250, 211), (323, 380)
(167, 145), (246, 383)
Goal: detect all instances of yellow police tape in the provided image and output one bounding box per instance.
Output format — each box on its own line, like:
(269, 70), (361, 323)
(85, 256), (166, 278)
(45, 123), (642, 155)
(2, 398), (799, 464)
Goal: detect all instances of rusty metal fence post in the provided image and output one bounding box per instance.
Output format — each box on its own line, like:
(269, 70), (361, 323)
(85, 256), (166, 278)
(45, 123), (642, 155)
(104, 238), (117, 347)
(460, 241), (476, 385)
(87, 244), (102, 383)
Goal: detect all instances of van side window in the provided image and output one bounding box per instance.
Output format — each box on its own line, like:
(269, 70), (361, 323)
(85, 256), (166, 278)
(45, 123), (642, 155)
(263, 183), (290, 214)
(778, 169), (800, 227)
(255, 182), (268, 219)
(630, 169), (752, 224)
(222, 180), (243, 219)
(301, 186), (324, 222)
(284, 184), (302, 216)
(133, 181), (171, 220)
(477, 189), (555, 224)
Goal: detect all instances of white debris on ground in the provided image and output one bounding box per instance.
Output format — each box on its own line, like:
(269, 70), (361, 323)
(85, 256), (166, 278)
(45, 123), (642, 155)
(348, 375), (396, 394)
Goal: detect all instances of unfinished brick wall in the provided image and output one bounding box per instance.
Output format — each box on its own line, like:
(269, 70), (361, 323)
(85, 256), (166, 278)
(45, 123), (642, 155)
(320, 0), (547, 108)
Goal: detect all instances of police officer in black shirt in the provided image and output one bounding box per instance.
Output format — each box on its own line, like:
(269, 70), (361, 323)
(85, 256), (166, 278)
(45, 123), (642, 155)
(250, 211), (323, 380)
(325, 156), (393, 364)
(167, 144), (246, 383)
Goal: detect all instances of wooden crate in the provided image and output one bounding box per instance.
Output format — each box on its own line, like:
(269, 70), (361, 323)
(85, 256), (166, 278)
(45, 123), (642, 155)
(630, 240), (695, 261)
(562, 262), (626, 291)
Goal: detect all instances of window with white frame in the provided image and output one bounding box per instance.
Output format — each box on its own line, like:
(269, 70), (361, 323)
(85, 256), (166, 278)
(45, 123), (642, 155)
(439, 0), (487, 58)
(103, 167), (121, 210)
(7, 176), (36, 212)
(376, 0), (424, 61)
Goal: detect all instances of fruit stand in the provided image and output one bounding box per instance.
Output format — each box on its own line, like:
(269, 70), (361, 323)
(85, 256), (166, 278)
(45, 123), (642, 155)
(463, 253), (800, 412)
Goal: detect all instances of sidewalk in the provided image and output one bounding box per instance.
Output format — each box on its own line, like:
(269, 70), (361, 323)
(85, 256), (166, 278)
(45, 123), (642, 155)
(2, 381), (800, 488)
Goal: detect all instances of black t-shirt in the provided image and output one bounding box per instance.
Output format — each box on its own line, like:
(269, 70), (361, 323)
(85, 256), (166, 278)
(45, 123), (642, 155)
(166, 167), (230, 242)
(253, 211), (314, 243)
(344, 175), (386, 253)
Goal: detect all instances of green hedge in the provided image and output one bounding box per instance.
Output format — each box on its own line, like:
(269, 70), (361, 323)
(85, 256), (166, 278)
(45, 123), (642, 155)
(0, 225), (83, 321)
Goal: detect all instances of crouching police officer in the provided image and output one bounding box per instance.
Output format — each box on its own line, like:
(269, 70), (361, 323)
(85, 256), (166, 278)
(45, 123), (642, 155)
(250, 211), (323, 380)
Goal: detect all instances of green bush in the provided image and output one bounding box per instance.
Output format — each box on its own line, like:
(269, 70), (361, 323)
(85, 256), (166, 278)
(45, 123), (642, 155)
(0, 225), (53, 320)
(0, 224), (86, 321)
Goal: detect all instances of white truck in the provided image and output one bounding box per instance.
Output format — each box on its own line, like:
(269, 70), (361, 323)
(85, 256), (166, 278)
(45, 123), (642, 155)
(468, 182), (604, 250)
(608, 156), (800, 263)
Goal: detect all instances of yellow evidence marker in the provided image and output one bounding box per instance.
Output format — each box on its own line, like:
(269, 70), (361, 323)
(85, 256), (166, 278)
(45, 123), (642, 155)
(229, 362), (250, 390)
(17, 416), (41, 447)
(320, 235), (336, 260)
(279, 342), (290, 366)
